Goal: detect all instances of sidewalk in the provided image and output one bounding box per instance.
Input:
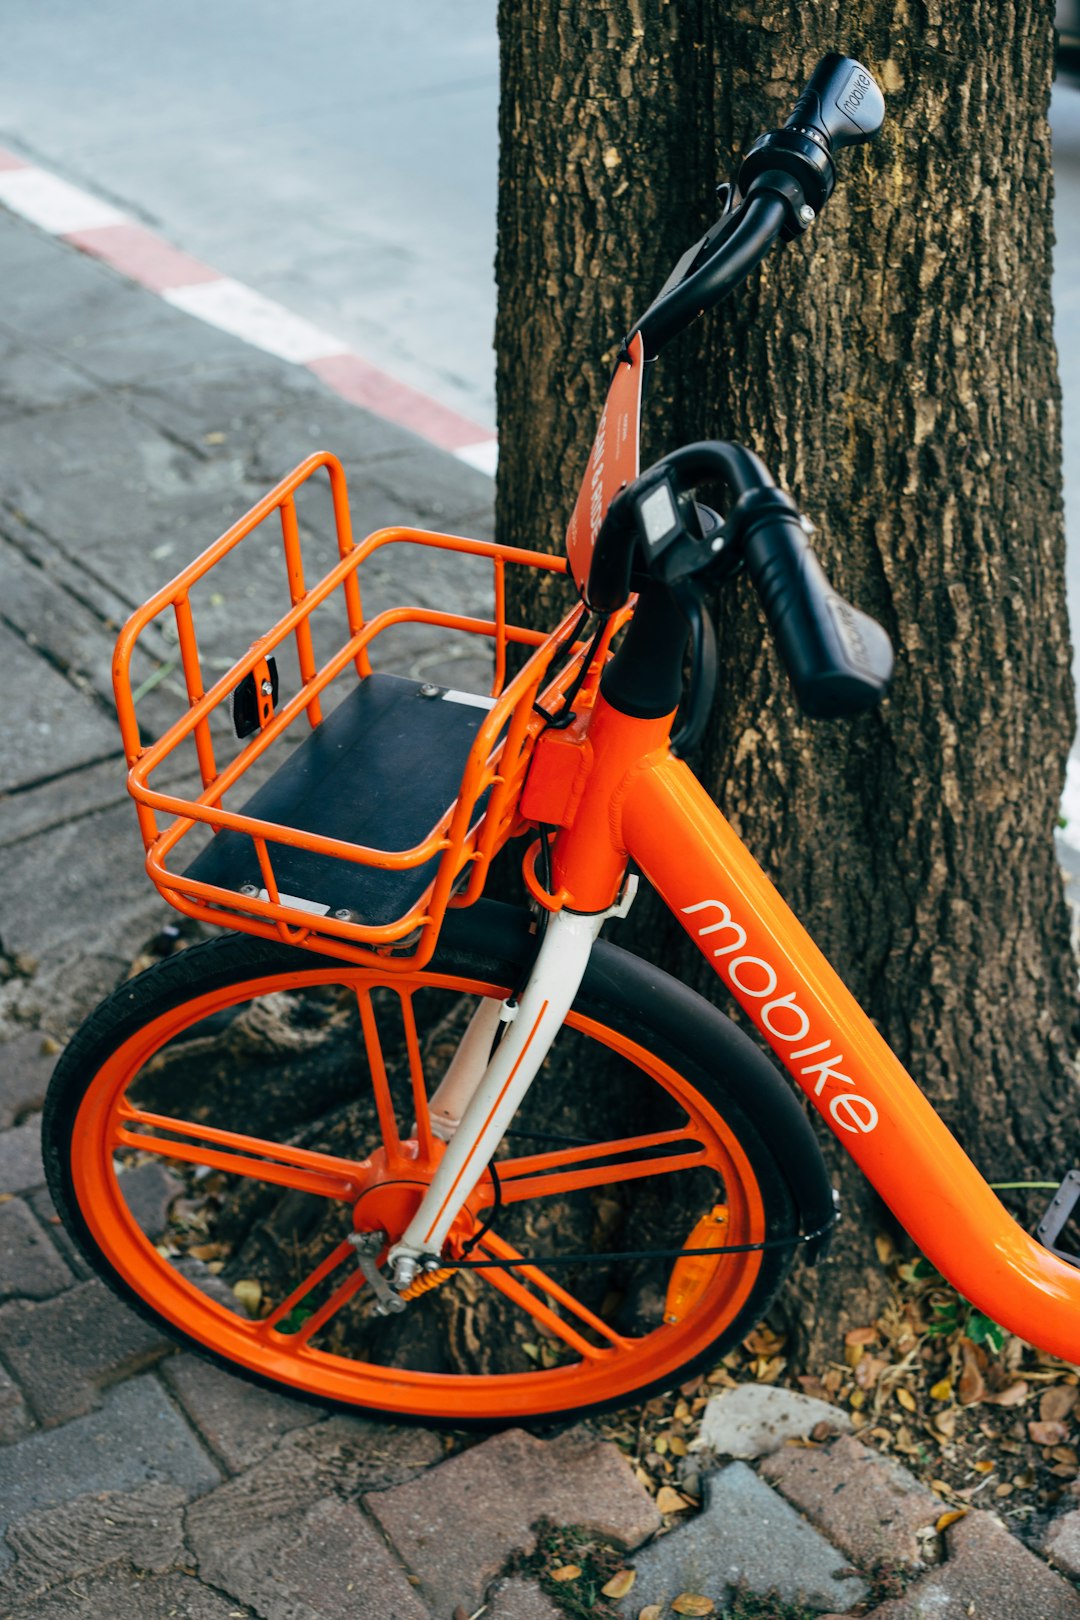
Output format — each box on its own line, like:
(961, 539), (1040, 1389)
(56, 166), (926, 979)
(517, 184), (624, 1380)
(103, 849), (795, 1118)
(1, 209), (1079, 1620)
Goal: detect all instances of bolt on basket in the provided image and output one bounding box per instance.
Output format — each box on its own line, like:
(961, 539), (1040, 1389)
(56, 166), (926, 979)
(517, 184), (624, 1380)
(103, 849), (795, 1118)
(113, 452), (615, 971)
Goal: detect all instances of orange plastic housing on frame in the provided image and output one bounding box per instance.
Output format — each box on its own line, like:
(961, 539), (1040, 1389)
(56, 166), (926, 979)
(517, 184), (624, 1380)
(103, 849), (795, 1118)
(113, 453), (616, 972)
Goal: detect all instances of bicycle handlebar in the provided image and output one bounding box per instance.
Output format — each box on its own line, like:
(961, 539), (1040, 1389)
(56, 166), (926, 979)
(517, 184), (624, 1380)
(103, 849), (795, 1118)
(595, 442), (894, 722)
(783, 52), (886, 152)
(726, 485), (894, 719)
(630, 196), (787, 360)
(628, 53), (885, 360)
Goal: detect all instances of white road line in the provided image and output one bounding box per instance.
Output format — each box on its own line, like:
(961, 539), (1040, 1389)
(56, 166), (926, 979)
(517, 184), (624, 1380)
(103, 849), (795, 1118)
(455, 440), (499, 476)
(0, 167), (127, 234)
(163, 278), (345, 365)
(0, 146), (498, 470)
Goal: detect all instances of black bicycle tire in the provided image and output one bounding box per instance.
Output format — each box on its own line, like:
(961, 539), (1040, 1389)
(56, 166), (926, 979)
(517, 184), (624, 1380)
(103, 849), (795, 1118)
(43, 902), (799, 1425)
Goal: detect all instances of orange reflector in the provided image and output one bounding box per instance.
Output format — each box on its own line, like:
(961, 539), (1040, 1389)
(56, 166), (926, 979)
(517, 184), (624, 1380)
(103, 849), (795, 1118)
(664, 1205), (729, 1325)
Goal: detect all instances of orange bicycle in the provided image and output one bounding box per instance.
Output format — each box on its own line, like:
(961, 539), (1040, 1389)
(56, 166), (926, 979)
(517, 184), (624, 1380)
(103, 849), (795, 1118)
(42, 55), (1080, 1425)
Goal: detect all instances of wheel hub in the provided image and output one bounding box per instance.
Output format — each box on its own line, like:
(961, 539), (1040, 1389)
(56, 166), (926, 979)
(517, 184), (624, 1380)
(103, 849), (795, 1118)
(349, 1142), (485, 1252)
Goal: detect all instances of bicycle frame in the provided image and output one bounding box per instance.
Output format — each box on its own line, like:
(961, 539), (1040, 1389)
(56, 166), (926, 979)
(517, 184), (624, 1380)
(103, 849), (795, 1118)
(392, 334), (1080, 1364)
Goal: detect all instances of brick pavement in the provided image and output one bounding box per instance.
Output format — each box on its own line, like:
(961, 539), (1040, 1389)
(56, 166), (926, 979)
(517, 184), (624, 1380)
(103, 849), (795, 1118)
(2, 206), (1080, 1619)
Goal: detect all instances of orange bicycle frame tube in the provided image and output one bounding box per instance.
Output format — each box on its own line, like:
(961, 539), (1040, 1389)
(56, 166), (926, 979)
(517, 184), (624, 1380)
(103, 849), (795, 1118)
(546, 695), (1080, 1362)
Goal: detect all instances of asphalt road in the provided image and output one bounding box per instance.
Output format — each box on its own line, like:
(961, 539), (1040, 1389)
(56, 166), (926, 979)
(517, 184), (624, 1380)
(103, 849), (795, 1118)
(0, 0), (498, 427)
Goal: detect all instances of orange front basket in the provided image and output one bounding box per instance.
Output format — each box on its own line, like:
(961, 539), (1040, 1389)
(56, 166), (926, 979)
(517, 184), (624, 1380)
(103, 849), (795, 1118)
(112, 452), (601, 971)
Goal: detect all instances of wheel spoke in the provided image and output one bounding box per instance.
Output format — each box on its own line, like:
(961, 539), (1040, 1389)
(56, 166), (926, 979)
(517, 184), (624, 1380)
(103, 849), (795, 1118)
(261, 1238), (358, 1333)
(400, 990), (434, 1161)
(116, 1110), (361, 1201)
(469, 1231), (631, 1358)
(356, 989), (403, 1165)
(487, 1128), (709, 1207)
(286, 1266), (366, 1346)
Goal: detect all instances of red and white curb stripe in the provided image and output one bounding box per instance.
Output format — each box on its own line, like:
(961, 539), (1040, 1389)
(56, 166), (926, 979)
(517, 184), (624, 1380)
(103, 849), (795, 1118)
(0, 149), (498, 477)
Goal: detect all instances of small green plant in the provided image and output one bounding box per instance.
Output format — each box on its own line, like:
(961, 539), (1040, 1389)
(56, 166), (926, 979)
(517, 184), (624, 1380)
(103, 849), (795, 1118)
(720, 1590), (819, 1620)
(902, 1257), (1007, 1353)
(510, 1520), (626, 1619)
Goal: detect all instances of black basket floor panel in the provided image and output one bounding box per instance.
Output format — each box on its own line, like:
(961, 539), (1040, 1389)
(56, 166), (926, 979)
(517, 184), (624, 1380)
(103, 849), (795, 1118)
(183, 673), (493, 928)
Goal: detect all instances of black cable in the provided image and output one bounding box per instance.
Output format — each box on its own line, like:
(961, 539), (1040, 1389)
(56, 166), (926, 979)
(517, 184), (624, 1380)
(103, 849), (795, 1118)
(532, 613), (608, 729)
(457, 1157), (503, 1259)
(447, 1209), (840, 1271)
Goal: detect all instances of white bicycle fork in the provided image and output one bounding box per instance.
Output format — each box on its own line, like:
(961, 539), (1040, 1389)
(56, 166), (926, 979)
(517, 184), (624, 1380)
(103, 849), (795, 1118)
(387, 883), (637, 1289)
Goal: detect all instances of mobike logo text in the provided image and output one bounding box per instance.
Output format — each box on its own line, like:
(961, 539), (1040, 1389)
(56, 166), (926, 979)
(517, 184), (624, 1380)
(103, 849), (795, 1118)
(588, 400), (609, 540)
(682, 899), (879, 1135)
(839, 67), (874, 121)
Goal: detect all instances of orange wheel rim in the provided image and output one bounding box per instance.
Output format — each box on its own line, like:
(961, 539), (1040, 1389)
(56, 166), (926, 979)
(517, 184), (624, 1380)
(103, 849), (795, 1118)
(68, 965), (768, 1420)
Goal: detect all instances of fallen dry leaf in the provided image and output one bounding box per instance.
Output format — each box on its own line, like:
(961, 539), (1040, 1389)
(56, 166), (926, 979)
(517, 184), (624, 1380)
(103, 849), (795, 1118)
(895, 1388), (917, 1413)
(671, 1597), (715, 1617)
(1028, 1419), (1070, 1447)
(930, 1378), (953, 1402)
(984, 1380), (1029, 1408)
(855, 1355), (889, 1390)
(1041, 1385), (1078, 1425)
(743, 1326), (785, 1357)
(231, 1279), (262, 1316)
(845, 1325), (879, 1347)
(936, 1509), (969, 1531)
(875, 1233), (895, 1265)
(958, 1340), (987, 1406)
(638, 1608), (664, 1620)
(550, 1564), (581, 1583)
(601, 1569), (636, 1599)
(656, 1486), (692, 1514)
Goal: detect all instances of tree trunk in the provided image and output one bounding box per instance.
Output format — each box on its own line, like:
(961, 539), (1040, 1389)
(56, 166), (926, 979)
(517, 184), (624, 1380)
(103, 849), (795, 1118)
(496, 1), (1080, 1359)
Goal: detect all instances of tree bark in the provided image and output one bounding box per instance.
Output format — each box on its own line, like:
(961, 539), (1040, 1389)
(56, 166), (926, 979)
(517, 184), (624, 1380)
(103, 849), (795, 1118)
(496, 1), (1080, 1358)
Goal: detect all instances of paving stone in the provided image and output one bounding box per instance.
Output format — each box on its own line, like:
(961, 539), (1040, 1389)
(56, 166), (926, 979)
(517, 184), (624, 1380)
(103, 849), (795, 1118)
(0, 1123), (45, 1197)
(0, 1199), (74, 1301)
(0, 620), (119, 795)
(0, 1034), (55, 1129)
(195, 1492), (431, 1620)
(365, 1426), (661, 1618)
(161, 1351), (319, 1470)
(1046, 1506), (1080, 1578)
(0, 1566), (250, 1620)
(0, 1277), (170, 1425)
(0, 1375), (220, 1559)
(486, 1576), (562, 1619)
(870, 1509), (1080, 1619)
(0, 1483), (186, 1606)
(629, 1462), (866, 1616)
(0, 330), (99, 421)
(0, 1366), (33, 1446)
(186, 1414), (443, 1559)
(692, 1382), (852, 1460)
(115, 1159), (183, 1242)
(24, 1190), (90, 1282)
(759, 1433), (942, 1569)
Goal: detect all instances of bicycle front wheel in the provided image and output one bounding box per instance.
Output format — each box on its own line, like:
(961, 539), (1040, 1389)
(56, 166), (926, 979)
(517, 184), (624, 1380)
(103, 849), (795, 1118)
(43, 902), (797, 1424)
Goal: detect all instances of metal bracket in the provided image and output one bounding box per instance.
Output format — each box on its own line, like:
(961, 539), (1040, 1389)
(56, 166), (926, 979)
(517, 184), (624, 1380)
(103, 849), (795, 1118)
(348, 1230), (407, 1314)
(1036, 1170), (1080, 1268)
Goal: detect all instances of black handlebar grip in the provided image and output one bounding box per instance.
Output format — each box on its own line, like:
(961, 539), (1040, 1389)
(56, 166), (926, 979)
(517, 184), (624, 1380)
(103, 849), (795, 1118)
(739, 495), (893, 718)
(785, 53), (885, 151)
